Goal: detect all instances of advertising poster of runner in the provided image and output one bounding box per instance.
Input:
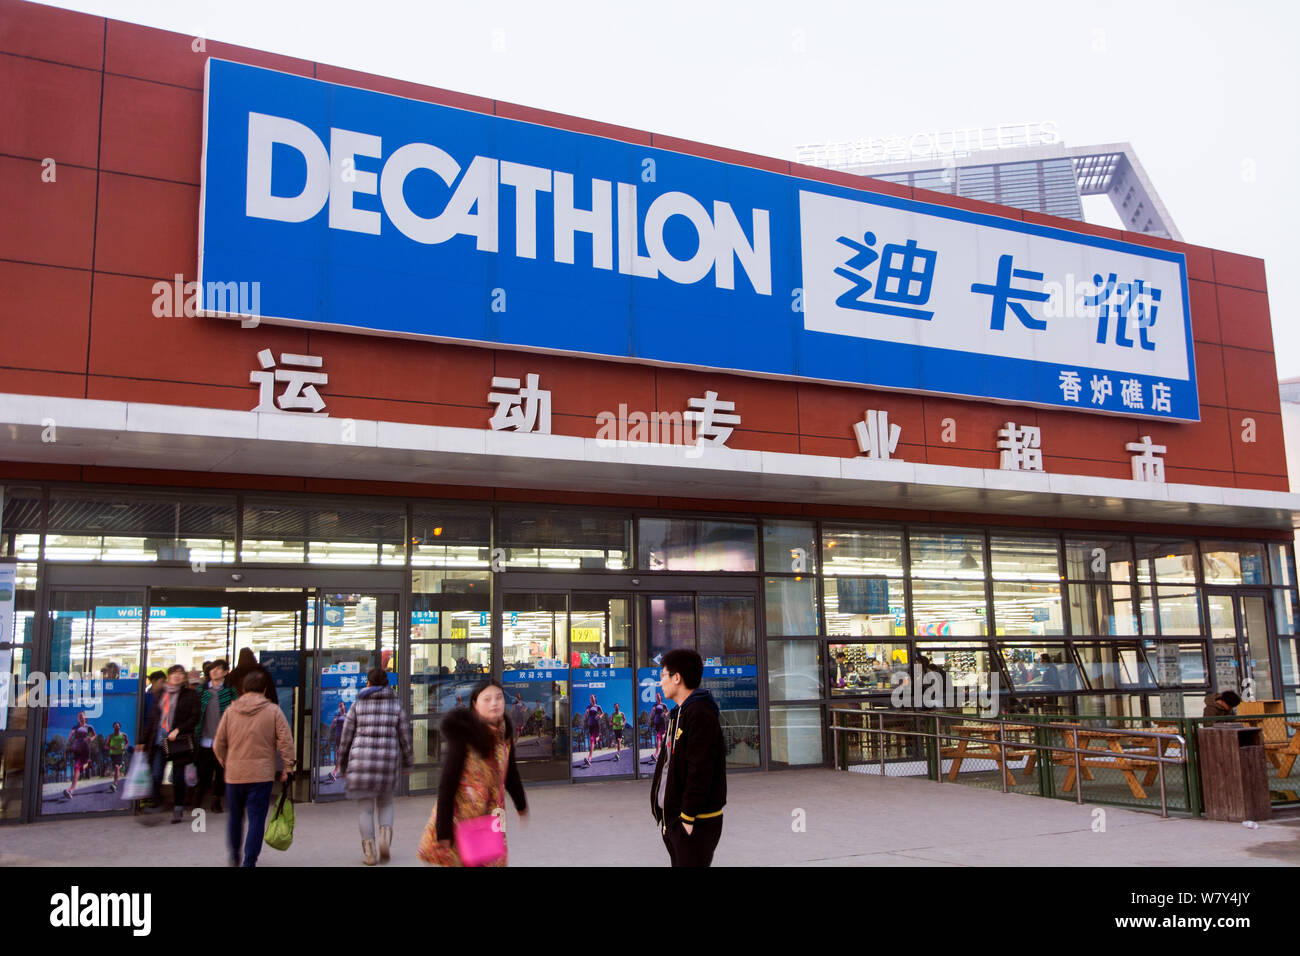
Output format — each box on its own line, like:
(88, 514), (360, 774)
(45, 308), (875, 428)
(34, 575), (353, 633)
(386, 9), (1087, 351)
(571, 668), (634, 778)
(41, 678), (139, 815)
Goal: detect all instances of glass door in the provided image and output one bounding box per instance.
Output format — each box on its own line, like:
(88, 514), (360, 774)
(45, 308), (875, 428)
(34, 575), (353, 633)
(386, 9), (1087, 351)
(39, 589), (145, 817)
(1206, 589), (1276, 701)
(311, 591), (399, 801)
(502, 592), (570, 782)
(570, 593), (635, 780)
(637, 592), (760, 772)
(147, 587), (308, 801)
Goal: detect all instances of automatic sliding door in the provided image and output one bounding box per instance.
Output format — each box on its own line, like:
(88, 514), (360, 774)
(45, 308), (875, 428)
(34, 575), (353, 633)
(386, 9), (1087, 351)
(502, 593), (569, 782)
(313, 592), (398, 800)
(637, 592), (760, 771)
(571, 593), (635, 779)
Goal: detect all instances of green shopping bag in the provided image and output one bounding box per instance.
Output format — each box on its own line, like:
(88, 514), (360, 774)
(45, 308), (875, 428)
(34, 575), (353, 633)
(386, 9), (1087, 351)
(264, 776), (295, 852)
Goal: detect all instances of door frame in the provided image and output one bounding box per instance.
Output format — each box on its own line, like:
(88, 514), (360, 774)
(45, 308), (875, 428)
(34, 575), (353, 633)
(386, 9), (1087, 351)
(1203, 586), (1279, 701)
(497, 572), (766, 776)
(33, 564), (407, 816)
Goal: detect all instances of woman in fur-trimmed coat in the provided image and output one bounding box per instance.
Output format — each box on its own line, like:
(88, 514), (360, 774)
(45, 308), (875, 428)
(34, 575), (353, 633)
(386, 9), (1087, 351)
(417, 680), (527, 867)
(338, 667), (413, 865)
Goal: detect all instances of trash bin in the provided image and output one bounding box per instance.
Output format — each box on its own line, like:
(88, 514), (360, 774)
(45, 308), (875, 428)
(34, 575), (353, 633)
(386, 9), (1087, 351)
(1197, 723), (1271, 822)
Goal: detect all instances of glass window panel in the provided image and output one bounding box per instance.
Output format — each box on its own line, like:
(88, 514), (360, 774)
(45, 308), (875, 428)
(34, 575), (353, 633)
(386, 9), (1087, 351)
(243, 499), (404, 566)
(1, 734), (27, 819)
(1158, 587), (1203, 636)
(999, 644), (1084, 691)
(990, 535), (1060, 581)
(908, 530), (984, 578)
(992, 580), (1063, 635)
(638, 518), (756, 572)
(1201, 541), (1267, 585)
(1204, 591), (1234, 638)
(1241, 596), (1272, 701)
(1065, 537), (1134, 582)
(1275, 588), (1299, 637)
(1268, 543), (1295, 589)
(1143, 640), (1208, 686)
(502, 593), (566, 671)
(721, 709), (760, 770)
(765, 577), (818, 636)
(15, 534), (40, 562)
(767, 640), (822, 700)
(914, 644), (996, 696)
(824, 576), (905, 638)
(1278, 637), (1297, 686)
(410, 508), (491, 569)
(829, 642), (910, 695)
(1136, 539), (1197, 584)
(769, 704), (824, 767)
(763, 520), (817, 574)
(645, 595), (695, 662)
(410, 570), (491, 641)
(1, 486), (41, 535)
(1068, 582), (1138, 636)
(2, 645), (31, 732)
(409, 645), (486, 714)
(911, 578), (988, 636)
(44, 491), (237, 564)
(500, 509), (630, 570)
(822, 526), (904, 577)
(699, 595), (756, 663)
(1073, 643), (1155, 690)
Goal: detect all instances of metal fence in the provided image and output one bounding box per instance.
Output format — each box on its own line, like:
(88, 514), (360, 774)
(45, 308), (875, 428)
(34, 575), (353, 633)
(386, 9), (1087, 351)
(830, 707), (1300, 817)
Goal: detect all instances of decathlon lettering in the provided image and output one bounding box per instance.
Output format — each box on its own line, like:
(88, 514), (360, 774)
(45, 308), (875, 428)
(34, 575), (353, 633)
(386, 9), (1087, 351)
(243, 113), (770, 294)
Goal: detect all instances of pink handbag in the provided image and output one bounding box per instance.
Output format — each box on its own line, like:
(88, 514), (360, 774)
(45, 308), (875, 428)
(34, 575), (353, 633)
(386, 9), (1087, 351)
(454, 809), (505, 866)
(454, 749), (508, 867)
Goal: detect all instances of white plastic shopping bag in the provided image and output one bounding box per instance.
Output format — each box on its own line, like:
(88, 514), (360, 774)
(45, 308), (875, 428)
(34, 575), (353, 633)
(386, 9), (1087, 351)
(121, 750), (152, 801)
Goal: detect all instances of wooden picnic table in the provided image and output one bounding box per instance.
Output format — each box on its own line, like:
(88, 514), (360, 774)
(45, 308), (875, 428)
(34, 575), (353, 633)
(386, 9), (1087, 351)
(1236, 713), (1300, 778)
(1055, 726), (1177, 800)
(942, 724), (1039, 786)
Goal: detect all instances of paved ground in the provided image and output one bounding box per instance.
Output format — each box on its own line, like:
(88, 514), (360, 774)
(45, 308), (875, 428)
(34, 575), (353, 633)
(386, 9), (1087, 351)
(2, 770), (1297, 867)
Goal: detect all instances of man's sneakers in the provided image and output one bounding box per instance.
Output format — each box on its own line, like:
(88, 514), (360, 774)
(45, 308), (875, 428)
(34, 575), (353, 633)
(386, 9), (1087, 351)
(62, 788), (73, 799)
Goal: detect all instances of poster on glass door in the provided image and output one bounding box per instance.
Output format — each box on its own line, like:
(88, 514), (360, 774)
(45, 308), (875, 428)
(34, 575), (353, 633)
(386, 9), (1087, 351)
(571, 668), (635, 778)
(40, 677), (140, 815)
(503, 667), (568, 762)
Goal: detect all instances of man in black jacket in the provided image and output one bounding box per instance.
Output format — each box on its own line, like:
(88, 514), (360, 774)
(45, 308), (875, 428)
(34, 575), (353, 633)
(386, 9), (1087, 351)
(650, 649), (726, 867)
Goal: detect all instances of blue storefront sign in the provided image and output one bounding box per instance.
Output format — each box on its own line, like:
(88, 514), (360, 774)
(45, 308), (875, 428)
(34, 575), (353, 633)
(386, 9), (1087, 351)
(201, 59), (1197, 420)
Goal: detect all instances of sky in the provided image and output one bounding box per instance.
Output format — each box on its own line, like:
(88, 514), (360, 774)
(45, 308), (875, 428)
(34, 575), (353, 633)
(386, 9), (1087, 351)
(40, 0), (1300, 377)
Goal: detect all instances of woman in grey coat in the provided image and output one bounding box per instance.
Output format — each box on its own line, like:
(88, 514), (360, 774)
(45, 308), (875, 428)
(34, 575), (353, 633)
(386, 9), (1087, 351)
(338, 667), (414, 865)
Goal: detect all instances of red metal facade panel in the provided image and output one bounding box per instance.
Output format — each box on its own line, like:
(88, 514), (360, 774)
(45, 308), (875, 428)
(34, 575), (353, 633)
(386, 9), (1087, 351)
(0, 0), (1289, 501)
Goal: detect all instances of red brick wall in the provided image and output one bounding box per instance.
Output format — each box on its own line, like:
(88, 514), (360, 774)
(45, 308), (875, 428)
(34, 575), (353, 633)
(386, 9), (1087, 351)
(0, 0), (1286, 496)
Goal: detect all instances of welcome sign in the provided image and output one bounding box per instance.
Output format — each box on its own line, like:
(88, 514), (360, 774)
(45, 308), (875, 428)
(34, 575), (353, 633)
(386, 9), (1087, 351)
(199, 59), (1198, 420)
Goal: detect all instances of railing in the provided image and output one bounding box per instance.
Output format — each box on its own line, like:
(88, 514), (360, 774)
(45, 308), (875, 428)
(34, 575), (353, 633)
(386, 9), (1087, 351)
(830, 708), (1189, 817)
(831, 706), (1300, 816)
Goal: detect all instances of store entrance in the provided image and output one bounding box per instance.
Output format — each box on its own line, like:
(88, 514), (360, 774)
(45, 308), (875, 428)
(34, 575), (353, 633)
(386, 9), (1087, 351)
(33, 565), (403, 820)
(501, 590), (636, 783)
(1205, 588), (1276, 701)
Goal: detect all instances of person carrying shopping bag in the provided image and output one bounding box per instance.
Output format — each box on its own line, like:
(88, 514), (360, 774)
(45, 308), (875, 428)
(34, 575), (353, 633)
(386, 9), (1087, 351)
(214, 669), (295, 867)
(417, 679), (527, 867)
(338, 667), (413, 865)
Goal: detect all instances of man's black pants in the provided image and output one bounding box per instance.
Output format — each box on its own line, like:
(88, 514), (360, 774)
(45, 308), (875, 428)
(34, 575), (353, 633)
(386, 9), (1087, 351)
(662, 816), (723, 867)
(194, 745), (225, 807)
